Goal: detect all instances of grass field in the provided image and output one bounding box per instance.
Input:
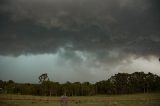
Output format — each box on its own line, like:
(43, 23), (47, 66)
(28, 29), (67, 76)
(0, 93), (160, 106)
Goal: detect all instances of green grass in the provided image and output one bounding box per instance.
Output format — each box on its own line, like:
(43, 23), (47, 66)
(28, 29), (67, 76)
(0, 93), (160, 106)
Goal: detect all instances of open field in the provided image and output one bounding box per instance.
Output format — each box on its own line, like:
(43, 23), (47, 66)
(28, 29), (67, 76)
(0, 93), (160, 106)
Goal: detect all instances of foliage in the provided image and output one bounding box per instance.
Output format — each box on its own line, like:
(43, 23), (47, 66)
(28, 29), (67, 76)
(0, 72), (160, 96)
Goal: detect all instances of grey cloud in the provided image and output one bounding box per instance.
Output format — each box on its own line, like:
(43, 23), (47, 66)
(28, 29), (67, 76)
(0, 0), (160, 59)
(4, 0), (151, 31)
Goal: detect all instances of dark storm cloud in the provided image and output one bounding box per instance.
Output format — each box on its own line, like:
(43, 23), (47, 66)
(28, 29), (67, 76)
(0, 0), (160, 57)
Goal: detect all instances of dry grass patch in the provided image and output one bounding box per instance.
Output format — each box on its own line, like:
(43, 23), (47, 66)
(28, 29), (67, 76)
(0, 93), (160, 106)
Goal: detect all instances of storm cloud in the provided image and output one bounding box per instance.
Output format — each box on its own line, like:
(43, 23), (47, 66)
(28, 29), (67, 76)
(0, 0), (160, 83)
(0, 0), (159, 56)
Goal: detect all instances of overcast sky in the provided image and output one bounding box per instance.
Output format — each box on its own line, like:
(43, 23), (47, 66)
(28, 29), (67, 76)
(0, 0), (160, 83)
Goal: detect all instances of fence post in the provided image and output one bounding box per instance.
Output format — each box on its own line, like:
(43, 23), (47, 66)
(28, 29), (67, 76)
(61, 95), (68, 106)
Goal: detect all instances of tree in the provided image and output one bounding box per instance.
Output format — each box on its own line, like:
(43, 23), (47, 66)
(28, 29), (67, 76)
(21, 83), (35, 95)
(6, 80), (15, 94)
(39, 73), (48, 83)
(38, 73), (50, 96)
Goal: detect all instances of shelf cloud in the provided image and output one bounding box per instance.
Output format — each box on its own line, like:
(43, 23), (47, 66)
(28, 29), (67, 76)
(0, 0), (160, 57)
(0, 0), (160, 83)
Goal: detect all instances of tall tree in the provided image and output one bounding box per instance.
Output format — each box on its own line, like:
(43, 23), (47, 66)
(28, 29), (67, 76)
(38, 73), (49, 96)
(39, 73), (48, 83)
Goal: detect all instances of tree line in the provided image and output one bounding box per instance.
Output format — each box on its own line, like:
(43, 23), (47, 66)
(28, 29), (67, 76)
(0, 72), (160, 96)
